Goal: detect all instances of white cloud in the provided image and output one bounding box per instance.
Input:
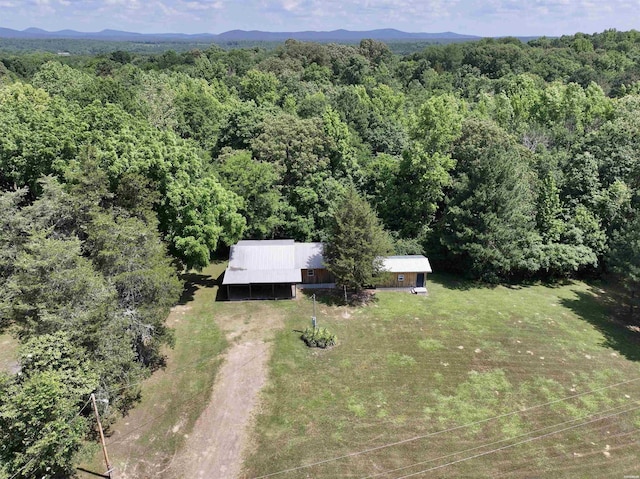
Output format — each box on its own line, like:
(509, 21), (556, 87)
(280, 0), (301, 12)
(0, 0), (639, 36)
(253, 0), (460, 29)
(183, 0), (223, 10)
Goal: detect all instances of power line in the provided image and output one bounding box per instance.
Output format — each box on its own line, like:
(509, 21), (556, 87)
(491, 425), (640, 478)
(105, 349), (267, 447)
(106, 356), (640, 458)
(359, 401), (638, 479)
(91, 393), (113, 478)
(389, 402), (640, 479)
(7, 397), (93, 479)
(250, 376), (640, 479)
(2, 321), (228, 478)
(7, 321), (629, 477)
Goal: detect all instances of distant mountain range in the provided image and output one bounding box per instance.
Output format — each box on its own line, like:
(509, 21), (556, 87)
(0, 27), (481, 43)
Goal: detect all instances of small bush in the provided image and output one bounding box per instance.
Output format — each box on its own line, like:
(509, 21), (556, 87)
(301, 327), (337, 348)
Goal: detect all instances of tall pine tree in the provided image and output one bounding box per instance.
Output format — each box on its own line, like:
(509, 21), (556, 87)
(609, 213), (640, 317)
(325, 187), (391, 291)
(441, 119), (541, 281)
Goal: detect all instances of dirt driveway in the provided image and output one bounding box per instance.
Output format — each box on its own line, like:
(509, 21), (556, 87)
(166, 303), (284, 479)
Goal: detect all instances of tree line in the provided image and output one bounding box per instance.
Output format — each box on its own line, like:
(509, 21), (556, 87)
(1, 29), (639, 477)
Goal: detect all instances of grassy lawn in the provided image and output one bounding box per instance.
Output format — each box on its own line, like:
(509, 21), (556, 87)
(243, 275), (640, 478)
(77, 262), (230, 478)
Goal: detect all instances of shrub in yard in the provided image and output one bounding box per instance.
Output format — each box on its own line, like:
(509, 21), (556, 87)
(301, 327), (337, 348)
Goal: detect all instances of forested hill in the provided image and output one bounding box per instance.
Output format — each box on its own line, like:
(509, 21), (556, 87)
(0, 27), (483, 54)
(1, 30), (639, 278)
(0, 30), (639, 477)
(0, 26), (479, 42)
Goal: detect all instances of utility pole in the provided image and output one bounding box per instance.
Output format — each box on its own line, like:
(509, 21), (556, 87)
(90, 393), (114, 479)
(311, 293), (317, 328)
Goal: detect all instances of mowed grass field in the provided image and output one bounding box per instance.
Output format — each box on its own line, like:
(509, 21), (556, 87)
(4, 268), (638, 478)
(242, 275), (640, 479)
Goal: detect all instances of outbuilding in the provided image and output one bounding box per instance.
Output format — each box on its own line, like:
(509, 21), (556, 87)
(376, 255), (433, 288)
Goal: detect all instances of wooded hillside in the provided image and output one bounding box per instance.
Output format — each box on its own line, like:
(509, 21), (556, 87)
(1, 29), (639, 477)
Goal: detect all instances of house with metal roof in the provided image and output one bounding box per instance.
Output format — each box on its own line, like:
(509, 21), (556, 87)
(222, 240), (331, 300)
(222, 240), (432, 300)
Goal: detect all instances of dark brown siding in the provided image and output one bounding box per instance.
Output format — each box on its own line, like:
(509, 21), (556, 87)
(301, 268), (334, 284)
(375, 272), (427, 288)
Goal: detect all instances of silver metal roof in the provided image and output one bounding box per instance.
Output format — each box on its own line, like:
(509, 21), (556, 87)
(223, 268), (301, 284)
(223, 241), (431, 285)
(382, 255), (432, 273)
(295, 242), (325, 269)
(223, 241), (302, 285)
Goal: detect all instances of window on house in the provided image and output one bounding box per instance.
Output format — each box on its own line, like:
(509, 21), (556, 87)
(398, 274), (404, 281)
(308, 269), (315, 277)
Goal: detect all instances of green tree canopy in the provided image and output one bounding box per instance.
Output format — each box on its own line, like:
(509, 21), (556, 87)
(609, 212), (640, 316)
(215, 148), (285, 239)
(325, 187), (392, 291)
(0, 333), (98, 479)
(441, 119), (541, 281)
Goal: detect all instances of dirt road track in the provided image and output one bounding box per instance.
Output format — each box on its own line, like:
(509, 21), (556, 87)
(166, 306), (283, 479)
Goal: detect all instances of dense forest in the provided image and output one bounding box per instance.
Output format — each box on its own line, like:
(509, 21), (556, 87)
(1, 29), (640, 477)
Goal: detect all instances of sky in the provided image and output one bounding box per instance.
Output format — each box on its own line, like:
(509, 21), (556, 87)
(0, 0), (639, 37)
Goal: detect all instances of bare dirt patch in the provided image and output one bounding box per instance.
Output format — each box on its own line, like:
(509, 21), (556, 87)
(0, 333), (20, 374)
(166, 303), (284, 479)
(78, 265), (286, 479)
(166, 340), (270, 478)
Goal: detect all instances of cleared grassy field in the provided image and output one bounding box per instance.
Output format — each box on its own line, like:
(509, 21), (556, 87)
(243, 275), (640, 479)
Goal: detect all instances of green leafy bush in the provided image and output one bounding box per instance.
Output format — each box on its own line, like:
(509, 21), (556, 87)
(301, 327), (337, 348)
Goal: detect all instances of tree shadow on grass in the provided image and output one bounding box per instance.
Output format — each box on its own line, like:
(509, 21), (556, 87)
(178, 272), (219, 305)
(560, 285), (640, 362)
(429, 273), (497, 291)
(432, 272), (576, 292)
(300, 288), (378, 307)
(300, 288), (347, 307)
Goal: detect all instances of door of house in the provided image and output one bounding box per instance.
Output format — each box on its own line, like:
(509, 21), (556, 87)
(416, 273), (425, 287)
